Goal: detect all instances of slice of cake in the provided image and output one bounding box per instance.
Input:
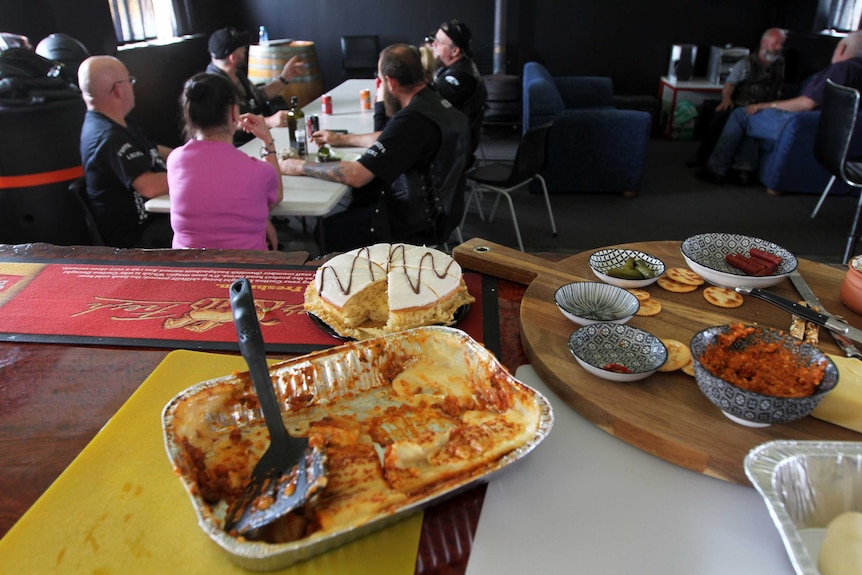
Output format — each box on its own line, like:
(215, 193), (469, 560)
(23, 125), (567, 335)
(304, 243), (475, 339)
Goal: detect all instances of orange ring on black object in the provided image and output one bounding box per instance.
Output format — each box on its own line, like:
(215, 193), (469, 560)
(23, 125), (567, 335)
(0, 166), (84, 189)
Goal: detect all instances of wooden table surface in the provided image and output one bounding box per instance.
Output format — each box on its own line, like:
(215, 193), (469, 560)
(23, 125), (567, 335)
(453, 238), (862, 486)
(0, 242), (533, 575)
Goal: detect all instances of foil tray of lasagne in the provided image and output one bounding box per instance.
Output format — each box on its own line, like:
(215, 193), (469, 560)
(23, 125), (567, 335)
(744, 440), (862, 575)
(162, 326), (553, 571)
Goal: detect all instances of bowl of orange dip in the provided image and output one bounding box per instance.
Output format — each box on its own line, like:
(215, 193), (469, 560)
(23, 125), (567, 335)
(689, 324), (838, 427)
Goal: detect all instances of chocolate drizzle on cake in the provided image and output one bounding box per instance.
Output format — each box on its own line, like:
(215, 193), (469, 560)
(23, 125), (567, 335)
(319, 246), (379, 296)
(319, 244), (455, 296)
(389, 244), (455, 294)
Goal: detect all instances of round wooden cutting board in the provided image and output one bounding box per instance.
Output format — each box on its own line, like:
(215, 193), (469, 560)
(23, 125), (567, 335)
(453, 238), (862, 485)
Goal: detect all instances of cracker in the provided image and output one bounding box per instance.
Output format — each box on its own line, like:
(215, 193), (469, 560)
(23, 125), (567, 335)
(635, 297), (662, 317)
(666, 267), (705, 286)
(789, 315), (806, 340)
(681, 359), (695, 377)
(628, 288), (651, 301)
(703, 286), (744, 308)
(804, 321), (820, 345)
(658, 338), (692, 372)
(790, 302), (820, 345)
(657, 276), (699, 293)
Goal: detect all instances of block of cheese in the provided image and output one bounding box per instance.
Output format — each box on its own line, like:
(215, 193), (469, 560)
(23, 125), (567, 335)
(811, 354), (862, 432)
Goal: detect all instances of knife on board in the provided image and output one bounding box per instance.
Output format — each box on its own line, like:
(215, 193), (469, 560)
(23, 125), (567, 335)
(788, 271), (862, 360)
(734, 283), (862, 348)
(734, 283), (860, 335)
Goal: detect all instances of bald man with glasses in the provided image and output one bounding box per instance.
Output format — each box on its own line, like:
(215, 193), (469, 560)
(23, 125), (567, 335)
(78, 55), (172, 247)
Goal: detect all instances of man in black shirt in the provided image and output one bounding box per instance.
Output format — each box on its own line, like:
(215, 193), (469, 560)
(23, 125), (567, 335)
(78, 55), (172, 247)
(431, 19), (487, 160)
(280, 44), (470, 251)
(206, 27), (304, 145)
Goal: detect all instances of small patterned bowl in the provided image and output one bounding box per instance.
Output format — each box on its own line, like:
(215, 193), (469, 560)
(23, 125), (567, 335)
(568, 324), (668, 382)
(680, 233), (797, 289)
(690, 325), (839, 427)
(554, 281), (640, 326)
(589, 248), (665, 288)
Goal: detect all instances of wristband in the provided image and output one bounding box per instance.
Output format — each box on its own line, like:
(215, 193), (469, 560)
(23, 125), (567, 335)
(278, 76), (289, 85)
(260, 141), (276, 158)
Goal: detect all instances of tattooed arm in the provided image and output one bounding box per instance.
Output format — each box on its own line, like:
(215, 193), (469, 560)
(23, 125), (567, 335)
(278, 157), (375, 188)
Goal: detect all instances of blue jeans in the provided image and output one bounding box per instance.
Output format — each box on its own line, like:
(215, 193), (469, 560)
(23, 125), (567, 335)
(707, 107), (794, 175)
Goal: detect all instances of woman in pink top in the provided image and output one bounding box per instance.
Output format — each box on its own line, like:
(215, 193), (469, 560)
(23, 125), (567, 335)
(168, 73), (283, 250)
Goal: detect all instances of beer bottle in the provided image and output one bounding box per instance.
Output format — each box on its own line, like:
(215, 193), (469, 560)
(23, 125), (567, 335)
(286, 96), (303, 147)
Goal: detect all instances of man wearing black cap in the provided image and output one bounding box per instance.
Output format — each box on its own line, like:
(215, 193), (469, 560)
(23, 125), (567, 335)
(206, 27), (303, 144)
(431, 19), (487, 160)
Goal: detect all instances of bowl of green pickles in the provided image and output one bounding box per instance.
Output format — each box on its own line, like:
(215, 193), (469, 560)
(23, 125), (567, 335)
(589, 248), (665, 288)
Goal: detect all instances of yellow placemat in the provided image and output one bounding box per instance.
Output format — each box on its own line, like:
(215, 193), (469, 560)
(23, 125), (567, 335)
(812, 354), (862, 434)
(0, 350), (422, 574)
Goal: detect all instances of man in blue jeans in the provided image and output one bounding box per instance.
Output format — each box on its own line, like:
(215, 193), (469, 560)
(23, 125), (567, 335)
(696, 30), (862, 186)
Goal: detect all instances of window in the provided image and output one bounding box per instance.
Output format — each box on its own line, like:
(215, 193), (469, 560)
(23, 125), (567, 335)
(108, 0), (177, 44)
(822, 0), (862, 32)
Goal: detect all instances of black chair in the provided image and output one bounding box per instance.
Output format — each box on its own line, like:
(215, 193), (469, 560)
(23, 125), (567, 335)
(0, 177), (104, 246)
(340, 35), (380, 80)
(811, 79), (862, 263)
(460, 123), (557, 251)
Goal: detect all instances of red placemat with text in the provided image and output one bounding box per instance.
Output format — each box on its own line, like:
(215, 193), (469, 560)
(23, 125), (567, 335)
(0, 261), (491, 354)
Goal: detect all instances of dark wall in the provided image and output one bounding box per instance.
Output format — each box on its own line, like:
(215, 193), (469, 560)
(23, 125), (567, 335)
(239, 0), (499, 90)
(0, 0), (830, 148)
(240, 0), (823, 94)
(117, 37), (212, 147)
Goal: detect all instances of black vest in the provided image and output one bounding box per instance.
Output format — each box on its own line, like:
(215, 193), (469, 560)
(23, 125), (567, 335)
(733, 54), (784, 106)
(374, 90), (469, 244)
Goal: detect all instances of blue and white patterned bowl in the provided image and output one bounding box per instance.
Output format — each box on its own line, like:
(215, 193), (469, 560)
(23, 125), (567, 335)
(681, 232), (798, 289)
(568, 324), (668, 382)
(554, 281), (640, 326)
(589, 248), (665, 288)
(690, 325), (838, 427)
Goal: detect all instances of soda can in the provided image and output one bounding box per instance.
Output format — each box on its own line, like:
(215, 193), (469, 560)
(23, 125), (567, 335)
(306, 115), (319, 141)
(321, 93), (333, 115)
(360, 89), (371, 110)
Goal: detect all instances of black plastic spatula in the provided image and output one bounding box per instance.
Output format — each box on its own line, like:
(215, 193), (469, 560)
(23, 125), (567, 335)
(224, 278), (327, 536)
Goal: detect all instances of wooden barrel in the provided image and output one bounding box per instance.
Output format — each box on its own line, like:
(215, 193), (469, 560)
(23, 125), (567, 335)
(248, 41), (323, 108)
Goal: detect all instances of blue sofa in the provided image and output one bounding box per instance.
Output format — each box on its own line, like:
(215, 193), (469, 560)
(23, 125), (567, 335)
(522, 62), (651, 195)
(758, 109), (862, 195)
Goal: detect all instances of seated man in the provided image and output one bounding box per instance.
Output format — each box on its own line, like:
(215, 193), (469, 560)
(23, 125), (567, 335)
(206, 27), (304, 145)
(430, 19), (487, 160)
(280, 44), (469, 252)
(697, 30), (862, 186)
(687, 27), (787, 172)
(78, 55), (172, 248)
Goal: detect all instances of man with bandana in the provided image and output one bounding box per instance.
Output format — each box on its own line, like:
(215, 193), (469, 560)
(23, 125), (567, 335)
(430, 19), (487, 161)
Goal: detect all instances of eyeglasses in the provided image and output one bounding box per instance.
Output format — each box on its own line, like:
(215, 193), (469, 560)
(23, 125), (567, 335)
(111, 76), (136, 92)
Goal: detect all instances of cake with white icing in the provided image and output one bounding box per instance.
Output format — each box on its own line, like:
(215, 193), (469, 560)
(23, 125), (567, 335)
(304, 243), (475, 339)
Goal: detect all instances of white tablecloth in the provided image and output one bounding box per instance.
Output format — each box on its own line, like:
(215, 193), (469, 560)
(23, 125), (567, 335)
(466, 365), (793, 575)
